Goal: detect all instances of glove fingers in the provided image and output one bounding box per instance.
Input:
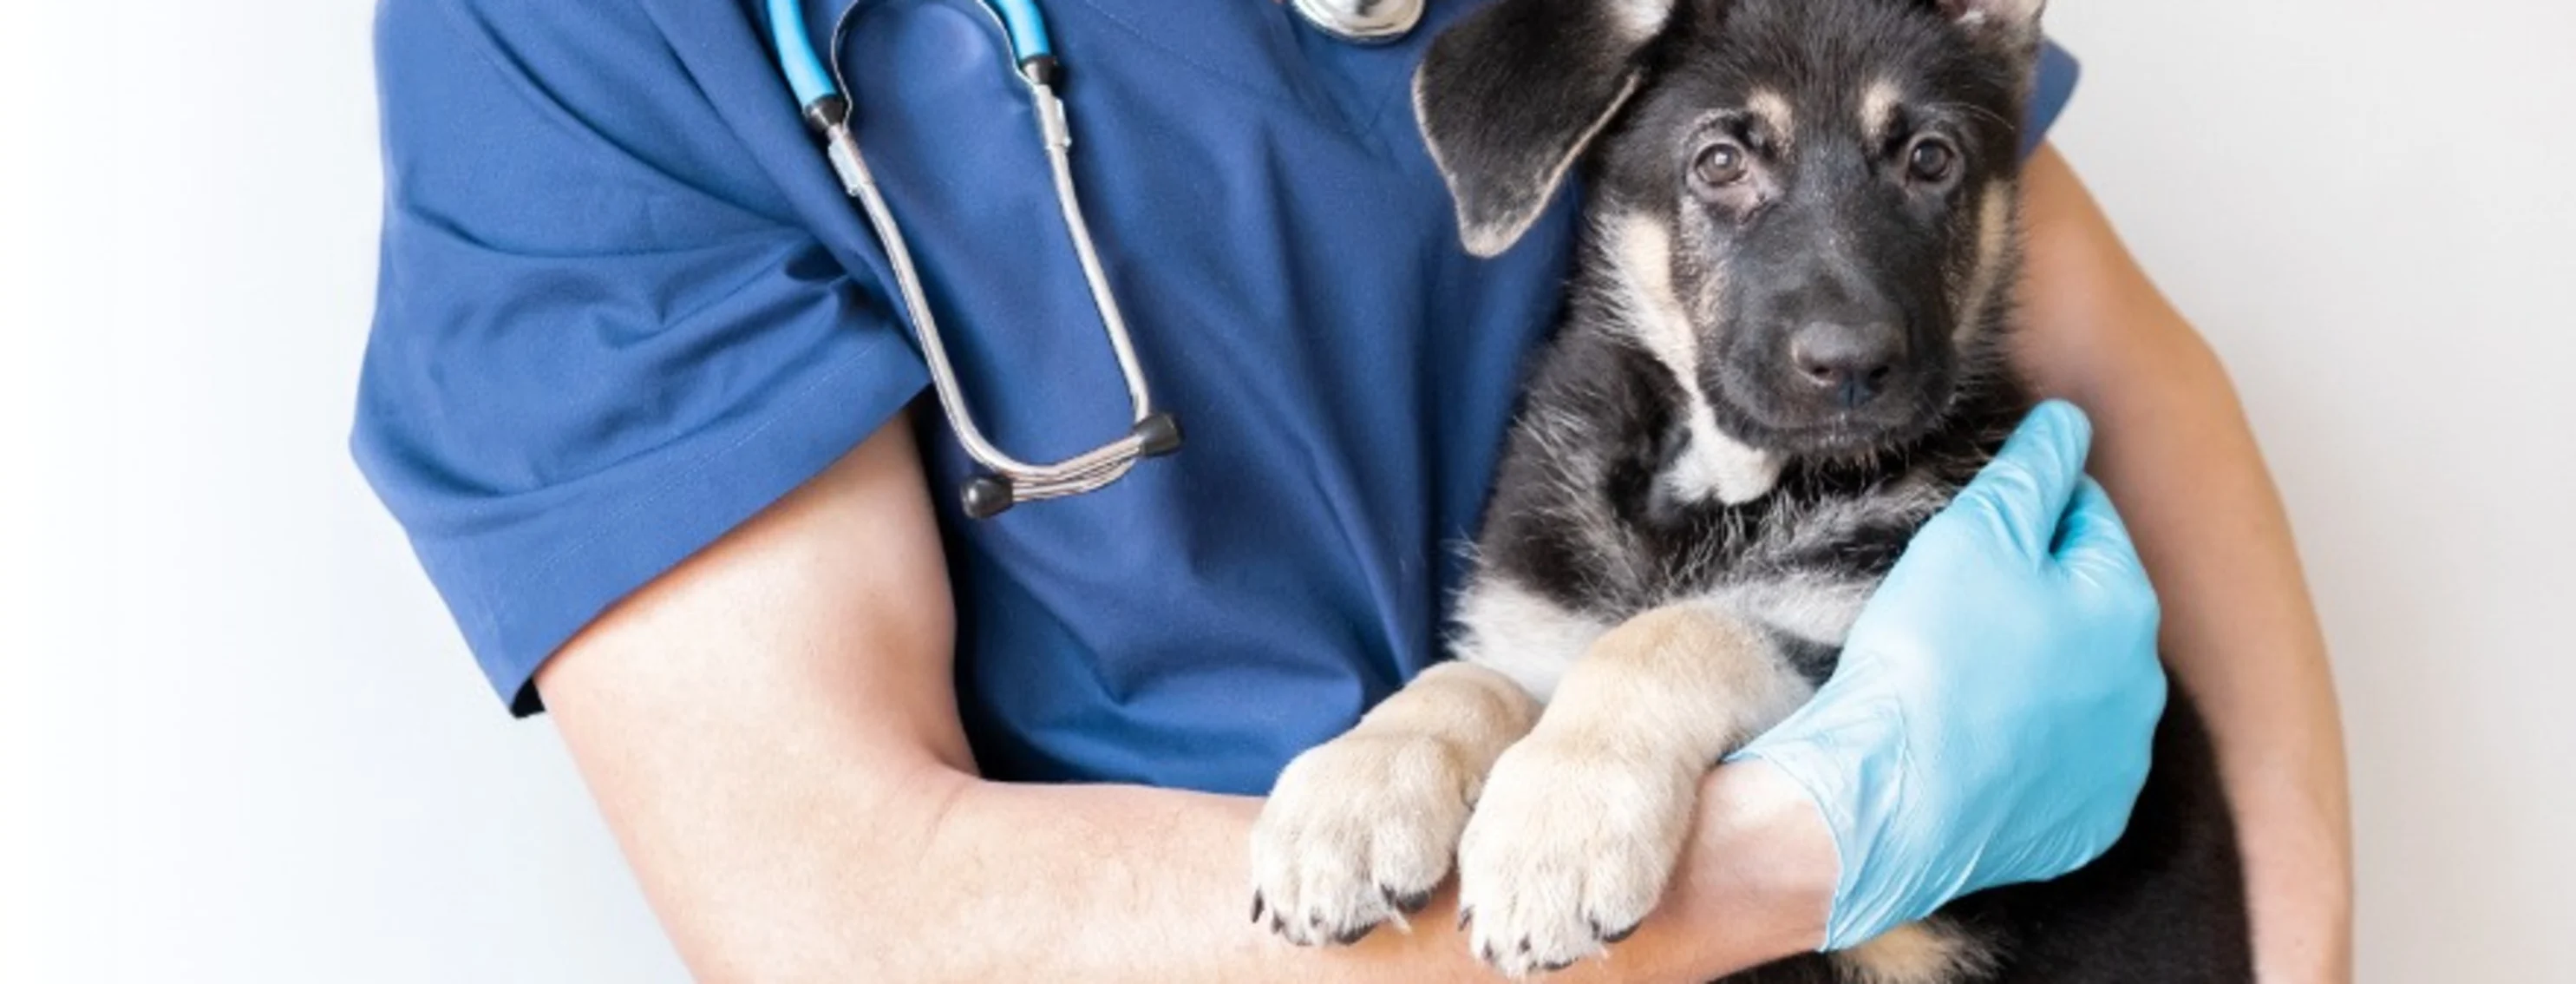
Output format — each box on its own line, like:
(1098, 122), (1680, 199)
(2053, 476), (2154, 595)
(1951, 401), (2093, 561)
(2056, 476), (2168, 718)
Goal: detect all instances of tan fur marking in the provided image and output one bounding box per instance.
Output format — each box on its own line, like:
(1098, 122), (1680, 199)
(1953, 185), (2014, 344)
(1748, 89), (1795, 148)
(1947, 0), (2046, 35)
(1544, 604), (1809, 752)
(1861, 80), (1905, 147)
(1608, 0), (1677, 40)
(1346, 659), (1542, 745)
(1836, 920), (1998, 984)
(1602, 211), (1782, 504)
(1453, 578), (1611, 703)
(1454, 603), (1814, 975)
(1249, 661), (1540, 946)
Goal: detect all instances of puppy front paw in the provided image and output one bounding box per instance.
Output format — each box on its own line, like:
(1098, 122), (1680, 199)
(1249, 733), (1479, 947)
(1455, 735), (1698, 977)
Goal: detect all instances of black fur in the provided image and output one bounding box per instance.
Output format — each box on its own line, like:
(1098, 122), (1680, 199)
(1418, 0), (2252, 979)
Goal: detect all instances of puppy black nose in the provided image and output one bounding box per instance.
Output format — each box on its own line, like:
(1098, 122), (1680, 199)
(1790, 322), (1906, 409)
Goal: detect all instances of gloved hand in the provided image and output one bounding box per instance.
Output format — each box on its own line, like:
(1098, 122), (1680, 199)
(1732, 400), (2167, 950)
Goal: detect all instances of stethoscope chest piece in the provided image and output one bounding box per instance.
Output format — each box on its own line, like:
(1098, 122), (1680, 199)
(1287, 0), (1422, 43)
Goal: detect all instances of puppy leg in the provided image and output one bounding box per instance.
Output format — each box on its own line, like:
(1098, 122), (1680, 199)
(1455, 603), (1811, 977)
(1836, 920), (1997, 984)
(1251, 661), (1541, 946)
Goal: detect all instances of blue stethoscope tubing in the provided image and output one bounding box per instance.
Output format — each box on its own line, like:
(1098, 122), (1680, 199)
(766, 0), (1178, 520)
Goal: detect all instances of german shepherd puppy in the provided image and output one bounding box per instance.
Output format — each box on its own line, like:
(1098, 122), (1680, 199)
(1250, 0), (2251, 981)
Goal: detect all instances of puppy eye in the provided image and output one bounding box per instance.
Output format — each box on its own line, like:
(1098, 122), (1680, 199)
(1693, 141), (1750, 187)
(1906, 136), (1958, 185)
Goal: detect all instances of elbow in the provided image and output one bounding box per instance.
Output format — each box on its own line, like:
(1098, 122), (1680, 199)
(657, 764), (986, 984)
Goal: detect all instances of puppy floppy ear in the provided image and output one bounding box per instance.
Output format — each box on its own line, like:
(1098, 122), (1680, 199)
(1413, 0), (1677, 258)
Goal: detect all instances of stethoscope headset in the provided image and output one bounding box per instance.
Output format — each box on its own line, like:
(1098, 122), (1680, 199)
(763, 0), (1421, 518)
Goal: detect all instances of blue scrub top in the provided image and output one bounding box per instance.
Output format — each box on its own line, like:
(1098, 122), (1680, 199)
(356, 0), (2077, 794)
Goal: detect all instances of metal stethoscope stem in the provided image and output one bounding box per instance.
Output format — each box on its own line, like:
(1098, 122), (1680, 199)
(803, 80), (1180, 520)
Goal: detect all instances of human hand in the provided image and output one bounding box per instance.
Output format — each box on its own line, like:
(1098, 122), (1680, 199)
(1733, 400), (2167, 949)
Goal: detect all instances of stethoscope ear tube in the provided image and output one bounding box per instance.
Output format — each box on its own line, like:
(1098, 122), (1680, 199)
(781, 0), (1182, 520)
(767, 0), (839, 108)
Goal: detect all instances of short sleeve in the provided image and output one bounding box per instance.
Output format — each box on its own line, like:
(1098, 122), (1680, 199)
(2024, 38), (2080, 155)
(352, 0), (927, 714)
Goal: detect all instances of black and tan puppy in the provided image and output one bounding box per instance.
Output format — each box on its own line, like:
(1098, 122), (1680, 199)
(1251, 0), (2250, 981)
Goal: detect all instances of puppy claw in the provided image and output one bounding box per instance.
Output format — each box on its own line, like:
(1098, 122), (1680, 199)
(1251, 892), (1266, 925)
(1392, 888), (1434, 915)
(1455, 738), (1698, 977)
(1249, 733), (1478, 953)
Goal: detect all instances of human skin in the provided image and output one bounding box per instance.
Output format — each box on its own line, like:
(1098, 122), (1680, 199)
(531, 144), (2351, 982)
(2012, 146), (2352, 983)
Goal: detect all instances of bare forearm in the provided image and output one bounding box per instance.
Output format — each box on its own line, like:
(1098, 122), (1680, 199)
(2017, 145), (2354, 982)
(2058, 330), (2352, 983)
(823, 763), (1825, 984)
(539, 416), (1827, 984)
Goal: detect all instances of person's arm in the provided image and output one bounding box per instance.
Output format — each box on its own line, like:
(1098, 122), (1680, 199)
(536, 412), (1835, 984)
(2013, 144), (2356, 983)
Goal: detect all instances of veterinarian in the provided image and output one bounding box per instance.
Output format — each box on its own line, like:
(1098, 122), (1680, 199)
(356, 1), (2350, 980)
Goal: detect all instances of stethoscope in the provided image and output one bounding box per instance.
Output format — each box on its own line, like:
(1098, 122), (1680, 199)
(763, 0), (1419, 518)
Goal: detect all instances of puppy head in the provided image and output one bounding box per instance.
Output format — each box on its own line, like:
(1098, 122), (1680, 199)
(1417, 0), (2044, 458)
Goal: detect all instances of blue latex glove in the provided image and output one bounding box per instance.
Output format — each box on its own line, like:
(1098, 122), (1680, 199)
(1733, 401), (2167, 950)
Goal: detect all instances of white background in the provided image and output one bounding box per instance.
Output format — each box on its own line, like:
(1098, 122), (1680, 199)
(3, 2), (2567, 981)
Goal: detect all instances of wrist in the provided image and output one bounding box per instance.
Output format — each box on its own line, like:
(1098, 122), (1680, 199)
(1663, 761), (1836, 970)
